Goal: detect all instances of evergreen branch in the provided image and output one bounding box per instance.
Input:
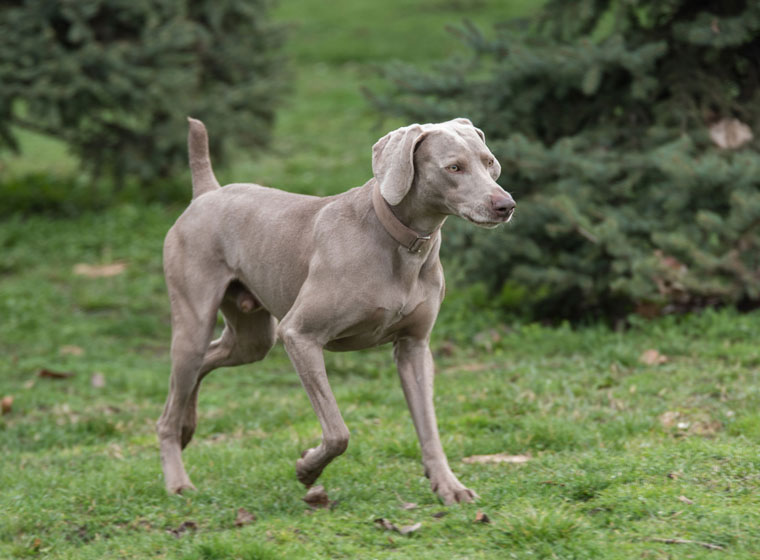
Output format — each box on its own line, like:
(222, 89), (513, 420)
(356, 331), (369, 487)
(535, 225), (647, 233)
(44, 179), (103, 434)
(9, 116), (62, 140)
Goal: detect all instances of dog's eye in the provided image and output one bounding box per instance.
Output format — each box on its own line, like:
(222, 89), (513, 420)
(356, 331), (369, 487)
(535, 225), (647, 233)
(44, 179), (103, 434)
(446, 164), (461, 172)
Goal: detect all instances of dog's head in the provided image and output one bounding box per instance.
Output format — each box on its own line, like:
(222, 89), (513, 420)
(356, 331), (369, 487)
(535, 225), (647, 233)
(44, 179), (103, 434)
(371, 118), (515, 228)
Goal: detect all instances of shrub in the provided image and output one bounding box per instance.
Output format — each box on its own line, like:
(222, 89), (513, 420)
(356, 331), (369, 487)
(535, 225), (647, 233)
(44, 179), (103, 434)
(373, 1), (760, 321)
(0, 0), (286, 184)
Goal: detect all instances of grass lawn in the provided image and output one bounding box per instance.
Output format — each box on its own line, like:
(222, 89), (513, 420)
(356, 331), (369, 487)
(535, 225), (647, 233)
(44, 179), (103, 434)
(2, 206), (760, 559)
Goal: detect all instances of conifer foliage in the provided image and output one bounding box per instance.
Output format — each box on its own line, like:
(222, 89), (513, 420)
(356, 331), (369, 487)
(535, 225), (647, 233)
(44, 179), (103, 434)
(0, 0), (285, 183)
(375, 0), (760, 320)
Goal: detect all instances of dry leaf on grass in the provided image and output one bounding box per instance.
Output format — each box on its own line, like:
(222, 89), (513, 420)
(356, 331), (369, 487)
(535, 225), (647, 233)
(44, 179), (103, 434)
(431, 511), (448, 519)
(38, 369), (75, 380)
(107, 443), (124, 460)
(398, 522), (421, 535)
(234, 507), (257, 527)
(167, 520), (197, 538)
(659, 411), (680, 428)
(394, 492), (417, 510)
(73, 262), (127, 278)
(303, 485), (335, 509)
(640, 349), (668, 365)
(1, 395), (12, 415)
(374, 518), (397, 531)
(463, 453), (530, 464)
(474, 511), (491, 524)
(650, 537), (724, 551)
(90, 373), (106, 388)
(374, 518), (421, 535)
(678, 495), (695, 505)
(59, 345), (84, 356)
(659, 411), (722, 437)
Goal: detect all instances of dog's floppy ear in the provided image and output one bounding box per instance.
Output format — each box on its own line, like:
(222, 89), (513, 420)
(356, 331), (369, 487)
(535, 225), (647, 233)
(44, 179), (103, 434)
(372, 124), (427, 206)
(453, 117), (486, 142)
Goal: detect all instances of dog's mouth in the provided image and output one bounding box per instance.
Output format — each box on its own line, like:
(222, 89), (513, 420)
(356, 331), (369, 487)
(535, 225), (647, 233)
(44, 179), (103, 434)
(463, 209), (514, 228)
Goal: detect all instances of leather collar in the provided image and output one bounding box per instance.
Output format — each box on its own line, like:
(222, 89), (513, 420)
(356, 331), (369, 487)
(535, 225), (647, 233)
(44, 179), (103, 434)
(372, 183), (440, 253)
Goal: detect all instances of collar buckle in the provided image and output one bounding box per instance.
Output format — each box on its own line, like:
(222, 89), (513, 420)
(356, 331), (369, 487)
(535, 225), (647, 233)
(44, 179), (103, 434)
(408, 235), (431, 253)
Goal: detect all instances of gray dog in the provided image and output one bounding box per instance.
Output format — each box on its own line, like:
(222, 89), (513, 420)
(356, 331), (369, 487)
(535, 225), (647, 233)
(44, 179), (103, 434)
(157, 117), (515, 505)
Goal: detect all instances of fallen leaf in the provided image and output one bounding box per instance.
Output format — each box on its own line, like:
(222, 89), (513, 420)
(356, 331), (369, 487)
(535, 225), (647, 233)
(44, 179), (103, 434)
(108, 443), (124, 460)
(709, 117), (753, 149)
(59, 345), (84, 356)
(431, 511), (448, 519)
(90, 373), (106, 388)
(640, 349), (668, 366)
(23, 379), (35, 389)
(73, 262), (127, 278)
(167, 520), (197, 538)
(38, 369), (75, 380)
(678, 495), (695, 505)
(303, 485), (333, 509)
(394, 492), (417, 510)
(462, 453), (530, 464)
(688, 419), (722, 437)
(659, 411), (679, 428)
(374, 518), (421, 535)
(650, 537), (724, 551)
(659, 412), (721, 437)
(399, 522), (421, 535)
(234, 507), (256, 527)
(474, 510), (491, 524)
(436, 341), (455, 357)
(1, 395), (12, 415)
(375, 518), (398, 531)
(667, 472), (680, 480)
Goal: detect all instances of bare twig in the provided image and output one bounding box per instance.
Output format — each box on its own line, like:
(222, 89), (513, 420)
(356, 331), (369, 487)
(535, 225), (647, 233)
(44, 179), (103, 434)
(650, 537), (724, 551)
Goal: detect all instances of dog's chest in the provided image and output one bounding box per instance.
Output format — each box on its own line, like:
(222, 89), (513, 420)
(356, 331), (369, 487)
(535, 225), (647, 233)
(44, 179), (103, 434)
(325, 283), (434, 352)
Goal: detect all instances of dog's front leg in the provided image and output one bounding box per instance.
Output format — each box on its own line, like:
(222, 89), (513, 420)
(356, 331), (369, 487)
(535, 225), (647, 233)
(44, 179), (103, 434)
(394, 336), (477, 505)
(279, 327), (350, 487)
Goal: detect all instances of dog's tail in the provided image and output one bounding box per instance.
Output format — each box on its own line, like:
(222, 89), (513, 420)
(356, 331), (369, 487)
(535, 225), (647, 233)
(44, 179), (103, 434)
(187, 117), (221, 199)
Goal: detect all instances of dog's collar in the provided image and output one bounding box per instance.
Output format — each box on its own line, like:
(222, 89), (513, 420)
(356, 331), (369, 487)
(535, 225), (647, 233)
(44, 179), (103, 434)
(371, 183), (440, 253)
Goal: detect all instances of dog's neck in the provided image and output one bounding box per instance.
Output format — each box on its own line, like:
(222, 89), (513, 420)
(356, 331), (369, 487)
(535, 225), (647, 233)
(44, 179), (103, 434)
(372, 183), (447, 253)
(392, 195), (447, 237)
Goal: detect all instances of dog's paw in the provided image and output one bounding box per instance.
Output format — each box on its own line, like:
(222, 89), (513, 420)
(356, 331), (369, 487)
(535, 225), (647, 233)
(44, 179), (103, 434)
(431, 477), (479, 505)
(167, 481), (197, 495)
(296, 447), (325, 487)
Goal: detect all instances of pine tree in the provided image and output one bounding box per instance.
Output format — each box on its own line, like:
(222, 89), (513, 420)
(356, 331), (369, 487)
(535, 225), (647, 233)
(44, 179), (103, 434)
(374, 0), (760, 320)
(0, 0), (286, 184)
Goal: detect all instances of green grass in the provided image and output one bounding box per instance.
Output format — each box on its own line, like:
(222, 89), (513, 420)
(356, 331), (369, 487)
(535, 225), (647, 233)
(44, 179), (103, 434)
(2, 206), (760, 558)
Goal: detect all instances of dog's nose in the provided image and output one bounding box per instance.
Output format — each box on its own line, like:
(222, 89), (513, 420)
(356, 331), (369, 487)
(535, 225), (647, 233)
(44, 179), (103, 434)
(491, 193), (516, 218)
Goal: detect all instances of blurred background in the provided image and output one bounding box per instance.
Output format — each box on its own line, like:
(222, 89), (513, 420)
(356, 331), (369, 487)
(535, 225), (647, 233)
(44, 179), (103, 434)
(2, 0), (759, 325)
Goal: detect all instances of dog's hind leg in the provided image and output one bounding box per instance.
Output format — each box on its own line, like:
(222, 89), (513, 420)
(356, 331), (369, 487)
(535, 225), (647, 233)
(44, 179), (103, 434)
(180, 298), (277, 449)
(157, 247), (230, 494)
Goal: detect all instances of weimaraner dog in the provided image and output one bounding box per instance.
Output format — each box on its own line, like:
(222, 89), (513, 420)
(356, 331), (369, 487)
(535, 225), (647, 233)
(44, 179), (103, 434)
(157, 117), (515, 505)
